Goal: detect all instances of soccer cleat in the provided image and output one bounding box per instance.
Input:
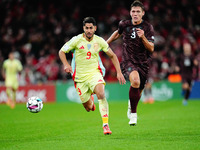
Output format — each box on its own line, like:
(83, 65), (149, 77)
(6, 98), (12, 106)
(129, 113), (137, 126)
(91, 95), (96, 111)
(148, 97), (154, 104)
(10, 101), (15, 109)
(182, 99), (188, 106)
(127, 100), (131, 119)
(103, 124), (112, 135)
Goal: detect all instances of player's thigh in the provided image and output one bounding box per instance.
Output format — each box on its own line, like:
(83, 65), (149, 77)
(5, 79), (18, 90)
(94, 83), (105, 99)
(90, 73), (105, 99)
(182, 82), (189, 89)
(75, 82), (91, 103)
(82, 99), (93, 111)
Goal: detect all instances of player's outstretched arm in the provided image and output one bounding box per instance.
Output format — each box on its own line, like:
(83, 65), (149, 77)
(58, 50), (73, 73)
(106, 30), (121, 44)
(105, 48), (126, 85)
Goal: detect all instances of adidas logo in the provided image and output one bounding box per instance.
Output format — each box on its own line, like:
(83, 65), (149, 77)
(98, 79), (103, 82)
(79, 45), (84, 49)
(103, 114), (108, 117)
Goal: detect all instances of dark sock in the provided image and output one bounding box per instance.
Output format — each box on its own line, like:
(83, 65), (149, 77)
(185, 89), (190, 100)
(129, 86), (141, 113)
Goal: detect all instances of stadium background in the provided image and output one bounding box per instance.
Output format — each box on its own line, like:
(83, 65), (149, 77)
(0, 0), (200, 102)
(0, 1), (200, 150)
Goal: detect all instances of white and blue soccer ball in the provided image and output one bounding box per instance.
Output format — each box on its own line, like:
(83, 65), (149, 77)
(26, 96), (43, 113)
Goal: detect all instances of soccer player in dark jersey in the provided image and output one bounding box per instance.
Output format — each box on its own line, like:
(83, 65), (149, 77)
(107, 0), (154, 126)
(175, 43), (198, 105)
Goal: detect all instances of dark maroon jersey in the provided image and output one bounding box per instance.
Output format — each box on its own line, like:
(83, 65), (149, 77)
(118, 20), (154, 65)
(177, 55), (195, 79)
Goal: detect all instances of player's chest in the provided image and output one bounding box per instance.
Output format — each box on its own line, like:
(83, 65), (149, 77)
(7, 62), (17, 70)
(76, 42), (100, 58)
(124, 26), (144, 40)
(183, 57), (192, 67)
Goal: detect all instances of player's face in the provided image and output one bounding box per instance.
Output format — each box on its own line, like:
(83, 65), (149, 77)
(83, 23), (96, 40)
(130, 6), (144, 24)
(9, 53), (14, 60)
(183, 43), (192, 56)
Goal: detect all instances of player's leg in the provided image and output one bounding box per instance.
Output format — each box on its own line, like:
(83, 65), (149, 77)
(94, 83), (112, 135)
(127, 99), (131, 119)
(148, 83), (154, 104)
(6, 87), (12, 106)
(94, 83), (108, 125)
(128, 70), (141, 126)
(82, 95), (95, 112)
(143, 87), (149, 104)
(182, 81), (191, 105)
(144, 82), (154, 104)
(75, 82), (94, 112)
(10, 88), (17, 109)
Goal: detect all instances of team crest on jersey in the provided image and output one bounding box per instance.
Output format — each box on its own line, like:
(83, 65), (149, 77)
(94, 43), (99, 52)
(87, 44), (91, 50)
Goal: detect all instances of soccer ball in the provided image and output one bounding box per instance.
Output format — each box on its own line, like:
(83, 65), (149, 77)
(26, 96), (43, 113)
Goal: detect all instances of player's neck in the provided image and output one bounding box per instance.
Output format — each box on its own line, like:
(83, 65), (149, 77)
(83, 33), (93, 42)
(132, 19), (143, 25)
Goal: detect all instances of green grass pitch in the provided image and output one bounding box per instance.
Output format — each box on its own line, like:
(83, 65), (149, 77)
(0, 100), (200, 150)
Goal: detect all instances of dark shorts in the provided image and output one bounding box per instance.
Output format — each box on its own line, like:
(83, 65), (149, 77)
(121, 63), (149, 90)
(181, 75), (192, 86)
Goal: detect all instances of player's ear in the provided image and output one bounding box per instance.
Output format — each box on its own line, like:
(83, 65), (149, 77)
(94, 25), (97, 31)
(142, 11), (145, 17)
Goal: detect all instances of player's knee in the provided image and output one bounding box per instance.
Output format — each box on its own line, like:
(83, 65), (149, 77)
(182, 83), (189, 89)
(96, 92), (105, 100)
(84, 106), (91, 112)
(82, 102), (91, 112)
(131, 79), (140, 88)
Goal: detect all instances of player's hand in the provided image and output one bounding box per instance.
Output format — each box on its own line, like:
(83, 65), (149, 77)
(117, 72), (126, 85)
(64, 65), (73, 73)
(136, 28), (144, 38)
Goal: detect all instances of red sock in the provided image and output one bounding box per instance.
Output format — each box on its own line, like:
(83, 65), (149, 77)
(129, 86), (141, 113)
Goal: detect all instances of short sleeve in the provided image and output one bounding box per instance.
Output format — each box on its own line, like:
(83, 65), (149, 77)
(61, 36), (77, 53)
(17, 60), (23, 71)
(145, 24), (154, 43)
(2, 60), (6, 69)
(99, 37), (109, 52)
(118, 20), (124, 35)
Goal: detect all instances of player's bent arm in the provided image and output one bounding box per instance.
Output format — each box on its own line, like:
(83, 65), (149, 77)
(141, 36), (154, 53)
(136, 28), (154, 52)
(105, 48), (126, 84)
(106, 30), (121, 44)
(58, 50), (72, 73)
(194, 59), (198, 66)
(1, 68), (5, 79)
(105, 48), (121, 74)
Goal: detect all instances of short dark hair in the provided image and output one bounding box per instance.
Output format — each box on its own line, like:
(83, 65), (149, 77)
(131, 0), (145, 11)
(83, 17), (96, 26)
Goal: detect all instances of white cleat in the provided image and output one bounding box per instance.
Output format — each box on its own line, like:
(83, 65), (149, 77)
(129, 113), (137, 126)
(127, 100), (131, 119)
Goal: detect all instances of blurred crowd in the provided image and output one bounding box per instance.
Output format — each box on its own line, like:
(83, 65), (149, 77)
(0, 0), (200, 85)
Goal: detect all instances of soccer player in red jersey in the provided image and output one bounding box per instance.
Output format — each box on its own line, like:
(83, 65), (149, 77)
(107, 0), (154, 126)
